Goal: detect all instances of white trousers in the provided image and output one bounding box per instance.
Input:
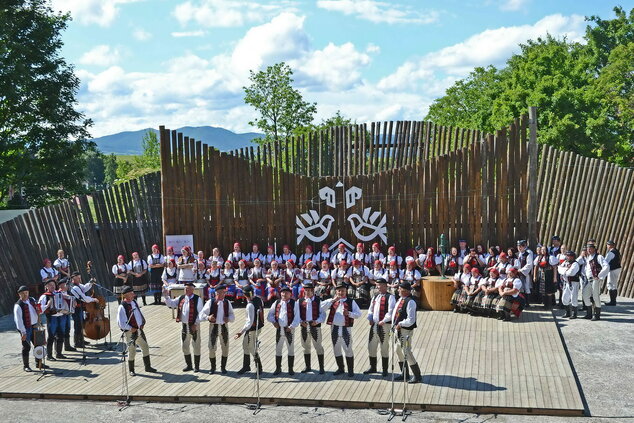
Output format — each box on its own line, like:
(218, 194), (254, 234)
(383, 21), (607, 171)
(181, 323), (202, 356)
(331, 325), (354, 357)
(582, 277), (602, 309)
(242, 329), (259, 356)
(395, 328), (418, 366)
(300, 324), (324, 355)
(208, 323), (229, 358)
(562, 281), (580, 307)
(368, 322), (391, 358)
(275, 327), (295, 356)
(607, 268), (621, 291)
(124, 330), (150, 361)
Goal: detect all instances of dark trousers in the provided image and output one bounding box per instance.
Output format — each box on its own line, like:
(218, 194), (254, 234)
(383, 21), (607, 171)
(72, 307), (85, 346)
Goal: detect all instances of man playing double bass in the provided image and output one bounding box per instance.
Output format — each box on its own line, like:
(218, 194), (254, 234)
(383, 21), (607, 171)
(69, 271), (98, 349)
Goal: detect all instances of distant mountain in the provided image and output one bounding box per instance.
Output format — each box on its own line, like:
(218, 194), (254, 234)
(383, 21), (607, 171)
(92, 126), (263, 155)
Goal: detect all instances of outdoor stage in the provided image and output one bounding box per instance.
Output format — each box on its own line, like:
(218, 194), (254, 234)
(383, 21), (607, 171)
(0, 303), (585, 416)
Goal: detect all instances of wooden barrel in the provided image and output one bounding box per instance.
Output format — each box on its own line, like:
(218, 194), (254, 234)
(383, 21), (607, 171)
(421, 276), (455, 311)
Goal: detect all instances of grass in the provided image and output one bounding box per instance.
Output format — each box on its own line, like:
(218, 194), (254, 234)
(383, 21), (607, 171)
(116, 154), (140, 163)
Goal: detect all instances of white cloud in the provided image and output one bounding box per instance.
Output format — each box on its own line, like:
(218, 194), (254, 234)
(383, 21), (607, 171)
(317, 0), (439, 24)
(172, 0), (294, 28)
(297, 42), (371, 90)
(51, 0), (140, 27)
(499, 0), (529, 12)
(171, 30), (207, 37)
(79, 45), (122, 67)
(133, 28), (152, 41)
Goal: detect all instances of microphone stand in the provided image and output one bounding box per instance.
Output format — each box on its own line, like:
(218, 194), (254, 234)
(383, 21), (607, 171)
(246, 301), (262, 415)
(92, 281), (116, 351)
(117, 304), (136, 408)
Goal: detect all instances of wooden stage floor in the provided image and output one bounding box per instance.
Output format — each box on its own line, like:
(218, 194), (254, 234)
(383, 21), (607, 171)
(0, 302), (584, 416)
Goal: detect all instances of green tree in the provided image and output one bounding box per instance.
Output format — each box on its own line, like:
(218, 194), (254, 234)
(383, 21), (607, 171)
(0, 0), (93, 207)
(133, 130), (161, 169)
(84, 149), (105, 190)
(103, 153), (118, 187)
(244, 62), (317, 142)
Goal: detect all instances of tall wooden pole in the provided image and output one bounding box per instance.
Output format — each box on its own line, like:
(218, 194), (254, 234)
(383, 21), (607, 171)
(527, 107), (539, 247)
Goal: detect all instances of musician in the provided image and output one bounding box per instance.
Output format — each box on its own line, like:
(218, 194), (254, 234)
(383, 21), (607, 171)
(161, 258), (178, 287)
(401, 257), (422, 307)
(112, 255), (130, 303)
(320, 282), (362, 377)
(53, 249), (71, 280)
(604, 240), (621, 306)
(14, 285), (40, 372)
(392, 282), (422, 383)
(383, 246), (403, 268)
(298, 245), (315, 267)
(118, 286), (156, 376)
(315, 243), (332, 266)
(234, 285), (265, 375)
(549, 236), (564, 307)
(221, 261), (237, 301)
(533, 245), (558, 309)
(69, 271), (98, 349)
(353, 242), (370, 266)
(263, 245), (277, 269)
(246, 243), (264, 267)
(364, 278), (395, 377)
(200, 284), (235, 374)
(57, 278), (76, 352)
(227, 242), (245, 268)
(265, 260), (284, 303)
(369, 260), (387, 298)
(163, 282), (204, 372)
(331, 243), (351, 268)
(515, 240), (534, 305)
(248, 258), (266, 298)
(177, 246), (196, 284)
(129, 252), (149, 306)
(369, 242), (385, 265)
(316, 260), (333, 299)
(279, 245), (297, 269)
(298, 282), (326, 374)
(349, 259), (371, 306)
(147, 244), (165, 305)
(582, 242), (609, 321)
(40, 258), (59, 288)
(208, 247), (225, 269)
(267, 286), (300, 375)
(38, 280), (71, 361)
(234, 259), (250, 304)
(496, 268), (525, 321)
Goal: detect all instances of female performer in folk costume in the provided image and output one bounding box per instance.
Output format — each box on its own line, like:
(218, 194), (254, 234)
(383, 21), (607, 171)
(484, 246), (499, 276)
(515, 240), (534, 305)
(128, 252), (149, 305)
(480, 268), (503, 317)
(112, 255), (131, 303)
(445, 247), (461, 276)
(533, 245), (558, 309)
(475, 244), (488, 269)
(284, 259), (301, 299)
(316, 260), (333, 299)
(195, 251), (209, 269)
(263, 245), (277, 269)
(493, 252), (512, 280)
(194, 260), (210, 298)
(463, 267), (483, 314)
(369, 259), (387, 298)
(349, 259), (371, 306)
(265, 260), (284, 303)
(298, 259), (318, 298)
(227, 242), (245, 268)
(161, 259), (178, 287)
(248, 258), (267, 298)
(495, 267), (525, 321)
(147, 244), (165, 305)
(165, 246), (177, 265)
(353, 242), (371, 266)
(279, 245), (297, 269)
(331, 243), (351, 268)
(463, 248), (481, 272)
(419, 247), (442, 276)
(220, 261), (236, 301)
(208, 247), (224, 269)
(177, 246), (196, 284)
(206, 260), (221, 300)
(53, 249), (70, 280)
(386, 260), (402, 296)
(298, 245), (316, 268)
(369, 242), (385, 265)
(383, 246), (403, 268)
(331, 260), (351, 296)
(246, 243), (264, 267)
(233, 259), (250, 303)
(401, 257), (422, 307)
(451, 263), (472, 312)
(315, 244), (332, 267)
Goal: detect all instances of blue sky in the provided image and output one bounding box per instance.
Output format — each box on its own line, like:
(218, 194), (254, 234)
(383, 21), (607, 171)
(49, 0), (625, 137)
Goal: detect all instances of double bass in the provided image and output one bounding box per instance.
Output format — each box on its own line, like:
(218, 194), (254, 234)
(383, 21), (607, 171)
(83, 261), (110, 340)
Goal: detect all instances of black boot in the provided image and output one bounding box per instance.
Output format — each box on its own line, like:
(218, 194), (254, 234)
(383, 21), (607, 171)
(317, 354), (325, 374)
(46, 337), (56, 361)
(562, 305), (571, 318)
(408, 363), (423, 384)
(209, 358), (216, 374)
(194, 355), (201, 373)
(22, 351), (31, 372)
(128, 360), (136, 376)
(394, 362), (408, 381)
(346, 356), (354, 378)
(64, 336), (77, 352)
(143, 356), (157, 372)
(55, 337), (67, 359)
(221, 356), (228, 374)
(605, 290), (617, 306)
(254, 355), (263, 375)
(288, 356), (295, 376)
(142, 296), (147, 306)
(237, 354), (251, 374)
(571, 307), (578, 319)
(35, 359), (49, 369)
(183, 354), (193, 371)
(592, 307), (601, 321)
(583, 306), (593, 320)
(301, 354), (311, 373)
(333, 356), (345, 376)
(273, 355), (282, 375)
(363, 356), (377, 374)
(381, 357), (389, 377)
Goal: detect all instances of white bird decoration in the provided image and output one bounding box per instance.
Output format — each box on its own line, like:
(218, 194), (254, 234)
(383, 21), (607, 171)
(347, 208), (387, 243)
(296, 210), (335, 244)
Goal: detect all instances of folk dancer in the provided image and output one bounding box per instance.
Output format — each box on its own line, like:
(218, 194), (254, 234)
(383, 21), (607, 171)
(177, 246), (196, 285)
(38, 280), (71, 361)
(533, 245), (558, 309)
(118, 286), (156, 376)
(298, 259), (318, 298)
(315, 243), (332, 265)
(206, 260), (221, 300)
(466, 268), (486, 315)
(450, 263), (472, 312)
(200, 284), (235, 374)
(53, 249), (70, 280)
(129, 252), (149, 305)
(321, 282), (362, 377)
(369, 259), (388, 298)
(208, 247), (225, 268)
(112, 255), (130, 303)
(147, 245), (165, 304)
(369, 243), (385, 265)
(248, 258), (267, 298)
(278, 244), (297, 268)
(196, 250), (209, 269)
(582, 242), (609, 321)
(263, 245), (277, 269)
(353, 242), (371, 266)
(383, 246), (403, 268)
(558, 251), (581, 319)
(234, 285), (265, 375)
(393, 282), (422, 383)
(331, 243), (351, 268)
(221, 261), (236, 301)
(495, 268), (525, 321)
(284, 259), (301, 299)
(298, 282), (326, 374)
(386, 261), (402, 296)
(316, 260), (333, 299)
(515, 240), (534, 305)
(349, 259), (371, 306)
(14, 286), (41, 371)
(227, 242), (245, 268)
(364, 278), (395, 377)
(604, 240), (621, 306)
(69, 271), (98, 348)
(331, 260), (351, 296)
(246, 243), (264, 267)
(163, 282), (204, 372)
(194, 260), (210, 300)
(401, 257), (422, 307)
(298, 245), (316, 267)
(267, 286), (300, 375)
(265, 260), (284, 303)
(480, 268), (503, 317)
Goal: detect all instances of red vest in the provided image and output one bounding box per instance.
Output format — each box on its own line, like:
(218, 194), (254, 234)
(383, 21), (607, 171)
(299, 297), (321, 321)
(122, 300), (145, 329)
(326, 297), (354, 327)
(373, 293), (390, 322)
(176, 294), (199, 324)
(274, 299), (296, 325)
(42, 292), (56, 315)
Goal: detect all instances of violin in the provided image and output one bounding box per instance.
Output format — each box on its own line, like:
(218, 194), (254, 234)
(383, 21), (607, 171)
(83, 261), (111, 340)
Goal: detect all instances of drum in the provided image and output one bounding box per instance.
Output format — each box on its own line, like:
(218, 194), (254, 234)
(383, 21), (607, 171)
(33, 346), (46, 360)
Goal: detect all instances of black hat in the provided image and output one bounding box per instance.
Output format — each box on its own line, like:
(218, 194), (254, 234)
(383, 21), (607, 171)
(215, 283), (227, 291)
(399, 281), (412, 291)
(586, 243), (597, 249)
(17, 285), (28, 293)
(302, 281), (315, 289)
(375, 278), (388, 285)
(122, 286), (134, 294)
(280, 286), (291, 293)
(184, 281), (195, 287)
(71, 271), (81, 277)
(242, 285), (253, 295)
(56, 278), (68, 288)
(334, 281), (347, 290)
(517, 240), (527, 246)
(414, 245), (423, 251)
(565, 250), (576, 257)
(607, 240), (616, 246)
(551, 235), (561, 241)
